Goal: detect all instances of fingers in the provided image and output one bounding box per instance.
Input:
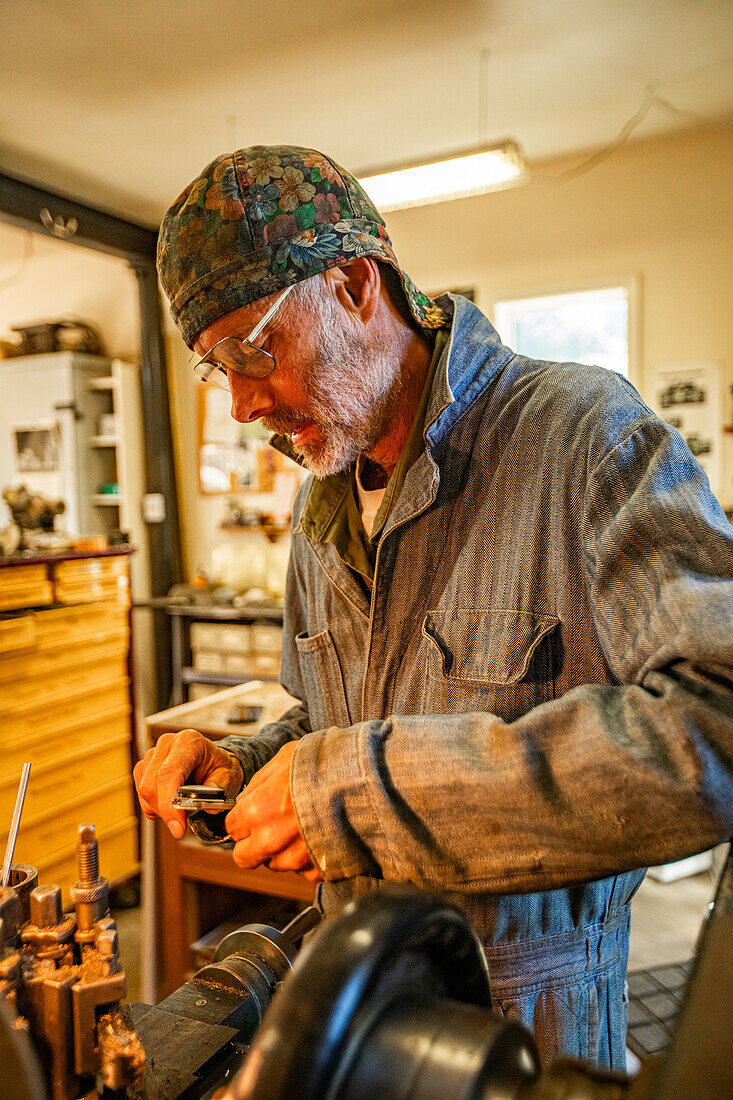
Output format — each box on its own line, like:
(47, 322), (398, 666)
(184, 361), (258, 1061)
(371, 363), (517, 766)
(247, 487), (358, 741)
(133, 729), (211, 838)
(301, 867), (323, 883)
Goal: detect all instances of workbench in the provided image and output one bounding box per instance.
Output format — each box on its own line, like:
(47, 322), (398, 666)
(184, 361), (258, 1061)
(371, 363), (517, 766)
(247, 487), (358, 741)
(144, 681), (315, 1000)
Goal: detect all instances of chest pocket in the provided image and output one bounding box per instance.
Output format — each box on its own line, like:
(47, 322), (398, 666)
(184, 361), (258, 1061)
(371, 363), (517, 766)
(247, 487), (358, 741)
(422, 609), (559, 721)
(295, 629), (352, 731)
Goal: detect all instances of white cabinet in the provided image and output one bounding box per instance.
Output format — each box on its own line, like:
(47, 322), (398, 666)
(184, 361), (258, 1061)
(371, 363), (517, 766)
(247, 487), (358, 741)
(0, 352), (149, 595)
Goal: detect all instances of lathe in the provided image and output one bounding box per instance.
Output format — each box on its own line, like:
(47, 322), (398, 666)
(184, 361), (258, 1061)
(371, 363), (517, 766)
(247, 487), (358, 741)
(1, 824), (730, 1100)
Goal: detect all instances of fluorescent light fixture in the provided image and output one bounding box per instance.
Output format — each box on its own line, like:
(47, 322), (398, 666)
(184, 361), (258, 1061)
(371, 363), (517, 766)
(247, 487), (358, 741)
(358, 142), (529, 212)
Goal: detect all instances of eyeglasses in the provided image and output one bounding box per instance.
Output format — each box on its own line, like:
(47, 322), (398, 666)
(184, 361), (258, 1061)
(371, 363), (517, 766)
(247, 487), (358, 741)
(192, 284), (295, 390)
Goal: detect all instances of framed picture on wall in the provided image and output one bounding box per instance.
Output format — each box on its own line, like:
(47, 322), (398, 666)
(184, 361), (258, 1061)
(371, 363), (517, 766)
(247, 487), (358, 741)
(196, 384), (304, 495)
(196, 385), (272, 494)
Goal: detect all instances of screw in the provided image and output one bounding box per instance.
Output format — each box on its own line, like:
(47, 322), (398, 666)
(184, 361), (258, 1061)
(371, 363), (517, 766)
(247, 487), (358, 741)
(30, 885), (62, 929)
(71, 822), (109, 933)
(77, 823), (100, 882)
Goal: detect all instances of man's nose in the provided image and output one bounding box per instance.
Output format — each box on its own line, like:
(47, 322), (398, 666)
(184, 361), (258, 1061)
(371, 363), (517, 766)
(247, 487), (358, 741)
(229, 372), (275, 423)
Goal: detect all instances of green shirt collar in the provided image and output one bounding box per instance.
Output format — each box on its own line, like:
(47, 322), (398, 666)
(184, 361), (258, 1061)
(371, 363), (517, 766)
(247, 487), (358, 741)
(279, 326), (449, 584)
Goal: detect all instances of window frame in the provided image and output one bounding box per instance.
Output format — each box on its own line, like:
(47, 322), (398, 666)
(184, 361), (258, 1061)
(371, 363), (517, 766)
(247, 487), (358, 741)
(490, 275), (642, 391)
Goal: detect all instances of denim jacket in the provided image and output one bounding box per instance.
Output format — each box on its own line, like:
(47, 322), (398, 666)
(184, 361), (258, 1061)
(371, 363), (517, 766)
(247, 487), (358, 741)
(220, 295), (733, 1067)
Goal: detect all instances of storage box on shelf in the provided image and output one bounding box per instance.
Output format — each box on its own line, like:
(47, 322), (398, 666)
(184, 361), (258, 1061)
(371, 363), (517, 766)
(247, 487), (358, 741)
(0, 550), (139, 892)
(172, 606), (283, 703)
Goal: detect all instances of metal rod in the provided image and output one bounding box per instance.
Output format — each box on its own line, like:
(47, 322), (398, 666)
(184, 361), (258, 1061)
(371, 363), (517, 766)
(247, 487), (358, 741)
(1, 763), (31, 887)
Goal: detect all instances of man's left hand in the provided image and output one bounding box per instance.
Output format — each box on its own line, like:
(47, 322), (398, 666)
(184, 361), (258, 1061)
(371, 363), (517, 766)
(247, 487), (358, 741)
(224, 741), (322, 882)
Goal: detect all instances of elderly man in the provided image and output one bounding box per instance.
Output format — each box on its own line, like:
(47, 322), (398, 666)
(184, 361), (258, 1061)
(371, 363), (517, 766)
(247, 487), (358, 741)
(137, 145), (733, 1069)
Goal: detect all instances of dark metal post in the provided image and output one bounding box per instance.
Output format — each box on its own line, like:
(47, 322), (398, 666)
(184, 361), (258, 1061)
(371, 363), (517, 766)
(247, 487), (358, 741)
(131, 258), (183, 708)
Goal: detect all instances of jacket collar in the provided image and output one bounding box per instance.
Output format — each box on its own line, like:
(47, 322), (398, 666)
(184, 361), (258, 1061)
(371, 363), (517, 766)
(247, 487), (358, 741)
(423, 293), (514, 448)
(271, 295), (515, 540)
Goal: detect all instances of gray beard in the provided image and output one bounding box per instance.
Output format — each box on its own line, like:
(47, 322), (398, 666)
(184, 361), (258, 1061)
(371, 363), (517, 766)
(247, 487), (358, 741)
(264, 312), (404, 479)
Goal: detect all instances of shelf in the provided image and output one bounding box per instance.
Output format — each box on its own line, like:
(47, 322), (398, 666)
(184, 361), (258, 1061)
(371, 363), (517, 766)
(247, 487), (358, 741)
(165, 603), (284, 621)
(89, 435), (121, 447)
(87, 377), (118, 391)
(92, 494), (122, 505)
(218, 523), (291, 542)
(180, 668), (276, 687)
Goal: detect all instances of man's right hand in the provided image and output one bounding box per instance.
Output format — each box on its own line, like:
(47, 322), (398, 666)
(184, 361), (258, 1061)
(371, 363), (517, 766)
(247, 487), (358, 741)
(134, 729), (244, 839)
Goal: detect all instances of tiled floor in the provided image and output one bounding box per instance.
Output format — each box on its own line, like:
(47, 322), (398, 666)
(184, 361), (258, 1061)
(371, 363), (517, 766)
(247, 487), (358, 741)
(628, 866), (717, 970)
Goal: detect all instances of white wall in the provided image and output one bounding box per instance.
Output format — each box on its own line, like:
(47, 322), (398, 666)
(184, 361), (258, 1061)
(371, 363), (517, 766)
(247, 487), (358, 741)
(0, 222), (140, 358)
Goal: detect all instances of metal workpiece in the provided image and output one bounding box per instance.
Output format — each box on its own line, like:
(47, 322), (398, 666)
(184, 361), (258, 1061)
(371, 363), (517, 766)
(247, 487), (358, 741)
(22, 887), (76, 964)
(70, 823), (110, 940)
(0, 822), (144, 1100)
(6, 864), (38, 926)
(172, 783), (237, 813)
(0, 886), (21, 947)
(30, 884), (63, 928)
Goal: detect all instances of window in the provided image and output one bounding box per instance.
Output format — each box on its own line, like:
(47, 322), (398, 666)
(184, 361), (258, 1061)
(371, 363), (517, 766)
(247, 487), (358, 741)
(493, 285), (634, 379)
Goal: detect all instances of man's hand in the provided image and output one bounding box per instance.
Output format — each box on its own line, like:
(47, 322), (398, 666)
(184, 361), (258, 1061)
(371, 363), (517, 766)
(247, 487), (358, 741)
(224, 741), (321, 882)
(134, 729), (244, 839)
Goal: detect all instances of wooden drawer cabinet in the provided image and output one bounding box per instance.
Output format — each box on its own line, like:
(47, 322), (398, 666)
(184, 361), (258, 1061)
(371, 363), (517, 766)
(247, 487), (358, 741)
(0, 550), (139, 889)
(6, 776), (135, 865)
(5, 706), (130, 778)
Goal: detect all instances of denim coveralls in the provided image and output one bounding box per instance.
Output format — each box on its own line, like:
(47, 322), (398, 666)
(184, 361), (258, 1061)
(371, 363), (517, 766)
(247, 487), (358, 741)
(221, 296), (733, 1068)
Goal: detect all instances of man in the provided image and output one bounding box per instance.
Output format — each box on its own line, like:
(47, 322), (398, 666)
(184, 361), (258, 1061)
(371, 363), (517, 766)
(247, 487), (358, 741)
(137, 145), (733, 1068)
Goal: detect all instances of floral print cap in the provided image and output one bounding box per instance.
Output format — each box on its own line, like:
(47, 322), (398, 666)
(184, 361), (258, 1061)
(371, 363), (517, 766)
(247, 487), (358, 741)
(157, 145), (449, 347)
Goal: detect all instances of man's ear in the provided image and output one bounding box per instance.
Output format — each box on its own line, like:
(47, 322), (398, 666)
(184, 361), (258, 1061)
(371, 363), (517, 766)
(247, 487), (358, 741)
(326, 258), (381, 324)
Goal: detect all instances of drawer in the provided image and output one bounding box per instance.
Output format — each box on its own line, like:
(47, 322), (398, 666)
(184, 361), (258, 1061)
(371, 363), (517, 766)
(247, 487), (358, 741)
(219, 625), (252, 652)
(31, 602), (128, 647)
(4, 708), (131, 777)
(55, 578), (130, 606)
(0, 636), (128, 686)
(55, 557), (129, 582)
(0, 613), (36, 653)
(0, 564), (47, 588)
(190, 622), (251, 652)
(0, 660), (128, 721)
(253, 653), (280, 678)
(3, 686), (130, 746)
(192, 650), (225, 673)
(0, 656), (129, 716)
(0, 581), (54, 610)
(35, 817), (139, 903)
(8, 778), (136, 866)
(0, 736), (132, 823)
(251, 624), (283, 654)
(225, 653), (255, 675)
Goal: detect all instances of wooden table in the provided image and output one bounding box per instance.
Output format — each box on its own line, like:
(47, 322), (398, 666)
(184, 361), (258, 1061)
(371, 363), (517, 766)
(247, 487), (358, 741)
(144, 682), (315, 1000)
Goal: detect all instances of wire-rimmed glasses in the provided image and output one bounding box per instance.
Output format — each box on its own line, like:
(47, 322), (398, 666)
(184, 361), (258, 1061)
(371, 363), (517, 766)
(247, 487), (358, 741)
(192, 284), (295, 390)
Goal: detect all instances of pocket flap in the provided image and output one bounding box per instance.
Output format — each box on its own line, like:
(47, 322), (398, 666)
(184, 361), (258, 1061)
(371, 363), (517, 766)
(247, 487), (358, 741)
(423, 609), (558, 685)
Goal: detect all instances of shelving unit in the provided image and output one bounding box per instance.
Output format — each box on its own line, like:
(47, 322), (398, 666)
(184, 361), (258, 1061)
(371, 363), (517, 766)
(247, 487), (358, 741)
(82, 358), (146, 557)
(162, 602), (284, 705)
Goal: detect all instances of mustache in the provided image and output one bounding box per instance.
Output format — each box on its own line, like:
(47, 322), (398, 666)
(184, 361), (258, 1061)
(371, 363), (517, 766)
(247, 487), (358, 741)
(262, 409), (317, 436)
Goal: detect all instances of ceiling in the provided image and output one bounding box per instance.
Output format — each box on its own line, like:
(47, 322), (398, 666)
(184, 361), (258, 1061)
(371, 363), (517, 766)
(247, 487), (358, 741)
(1, 0), (732, 230)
